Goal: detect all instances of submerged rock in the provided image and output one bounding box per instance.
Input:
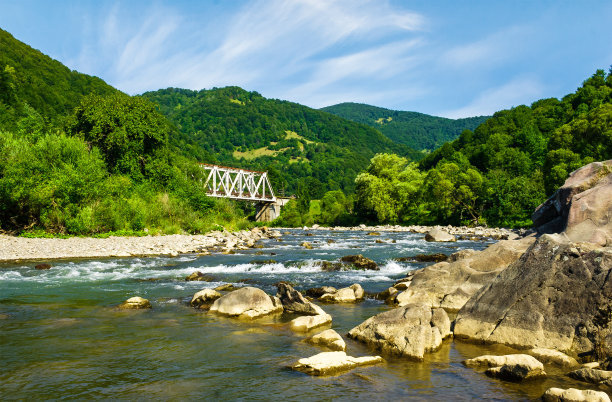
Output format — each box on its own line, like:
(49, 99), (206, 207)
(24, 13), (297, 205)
(291, 351), (383, 376)
(394, 253), (448, 263)
(542, 387), (611, 402)
(528, 348), (579, 368)
(463, 354), (546, 382)
(119, 296), (152, 309)
(276, 283), (325, 316)
(191, 288), (222, 308)
(319, 284), (364, 303)
(454, 234), (612, 360)
(305, 329), (346, 351)
(340, 255), (378, 270)
(34, 263), (52, 270)
(209, 287), (283, 319)
(395, 236), (534, 312)
(567, 368), (612, 384)
(301, 242), (314, 250)
(185, 271), (215, 282)
(348, 303), (451, 360)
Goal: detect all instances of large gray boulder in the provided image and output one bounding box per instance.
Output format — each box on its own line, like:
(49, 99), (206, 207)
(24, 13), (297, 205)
(395, 236), (534, 312)
(347, 303), (451, 360)
(424, 228), (456, 242)
(209, 286), (283, 319)
(533, 160), (612, 246)
(454, 234), (612, 360)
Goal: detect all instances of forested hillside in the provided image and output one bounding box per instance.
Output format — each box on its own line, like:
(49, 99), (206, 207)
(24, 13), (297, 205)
(0, 28), (118, 128)
(321, 102), (488, 151)
(0, 30), (248, 235)
(142, 87), (422, 197)
(352, 69), (612, 228)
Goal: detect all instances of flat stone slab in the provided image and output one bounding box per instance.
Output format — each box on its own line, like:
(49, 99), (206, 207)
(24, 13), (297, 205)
(542, 387), (611, 402)
(290, 314), (332, 332)
(291, 351), (383, 376)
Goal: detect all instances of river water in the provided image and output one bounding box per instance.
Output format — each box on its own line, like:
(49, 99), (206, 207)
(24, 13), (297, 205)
(0, 229), (595, 400)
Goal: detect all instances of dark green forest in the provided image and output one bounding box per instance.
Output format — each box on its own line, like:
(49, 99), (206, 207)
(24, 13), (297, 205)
(141, 87), (422, 198)
(345, 69), (612, 228)
(321, 102), (488, 151)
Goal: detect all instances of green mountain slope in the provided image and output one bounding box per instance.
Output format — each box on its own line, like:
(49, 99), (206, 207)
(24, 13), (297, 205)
(142, 87), (422, 197)
(353, 69), (612, 228)
(0, 28), (119, 124)
(321, 102), (488, 151)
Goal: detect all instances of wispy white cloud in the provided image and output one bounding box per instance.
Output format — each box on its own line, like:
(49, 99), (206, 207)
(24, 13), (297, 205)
(70, 0), (428, 105)
(440, 76), (545, 118)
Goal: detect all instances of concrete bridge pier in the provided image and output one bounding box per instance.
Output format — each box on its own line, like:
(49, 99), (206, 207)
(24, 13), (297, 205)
(255, 197), (293, 222)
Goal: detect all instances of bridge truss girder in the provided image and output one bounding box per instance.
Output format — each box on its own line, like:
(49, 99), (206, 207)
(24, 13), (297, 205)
(201, 164), (276, 203)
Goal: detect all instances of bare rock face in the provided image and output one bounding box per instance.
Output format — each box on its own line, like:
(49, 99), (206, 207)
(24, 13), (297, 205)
(319, 284), (364, 303)
(291, 351), (383, 376)
(191, 288), (222, 308)
(209, 287), (283, 319)
(424, 228), (456, 242)
(305, 329), (346, 351)
(463, 354), (546, 382)
(347, 303), (451, 360)
(533, 160), (612, 246)
(542, 387), (611, 402)
(454, 234), (612, 360)
(276, 283), (325, 316)
(395, 236), (534, 312)
(119, 296), (151, 309)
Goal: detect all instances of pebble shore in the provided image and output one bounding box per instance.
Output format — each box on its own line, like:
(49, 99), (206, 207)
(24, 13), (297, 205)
(0, 224), (525, 262)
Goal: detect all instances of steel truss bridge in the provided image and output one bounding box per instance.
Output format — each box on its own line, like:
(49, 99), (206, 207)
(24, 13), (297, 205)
(201, 164), (276, 203)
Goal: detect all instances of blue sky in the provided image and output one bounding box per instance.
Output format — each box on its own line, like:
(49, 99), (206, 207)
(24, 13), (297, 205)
(1, 0), (611, 118)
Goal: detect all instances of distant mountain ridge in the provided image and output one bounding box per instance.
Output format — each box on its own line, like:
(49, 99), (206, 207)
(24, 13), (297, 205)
(142, 87), (423, 195)
(321, 102), (489, 151)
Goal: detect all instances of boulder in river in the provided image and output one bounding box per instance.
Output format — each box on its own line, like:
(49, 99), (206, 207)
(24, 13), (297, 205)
(276, 283), (325, 316)
(454, 234), (612, 360)
(209, 286), (283, 319)
(290, 313), (332, 332)
(394, 236), (534, 312)
(305, 329), (346, 351)
(532, 160), (612, 246)
(306, 286), (337, 298)
(301, 242), (314, 250)
(424, 228), (456, 242)
(291, 351), (383, 376)
(348, 303), (451, 360)
(542, 387), (611, 402)
(567, 368), (612, 385)
(191, 288), (222, 308)
(340, 255), (378, 270)
(319, 284), (364, 303)
(528, 348), (579, 368)
(34, 263), (52, 270)
(118, 296), (152, 310)
(185, 271), (215, 282)
(394, 253), (448, 263)
(463, 354), (546, 382)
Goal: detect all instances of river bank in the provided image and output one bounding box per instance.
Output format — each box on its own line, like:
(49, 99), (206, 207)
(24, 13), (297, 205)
(0, 225), (523, 262)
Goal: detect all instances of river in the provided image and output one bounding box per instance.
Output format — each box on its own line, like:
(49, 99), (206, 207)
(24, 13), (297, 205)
(0, 229), (591, 400)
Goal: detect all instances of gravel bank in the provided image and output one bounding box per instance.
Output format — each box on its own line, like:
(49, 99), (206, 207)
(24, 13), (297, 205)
(0, 228), (280, 262)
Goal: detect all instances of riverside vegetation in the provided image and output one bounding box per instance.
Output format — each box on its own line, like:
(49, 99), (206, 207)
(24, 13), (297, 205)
(3, 27), (612, 235)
